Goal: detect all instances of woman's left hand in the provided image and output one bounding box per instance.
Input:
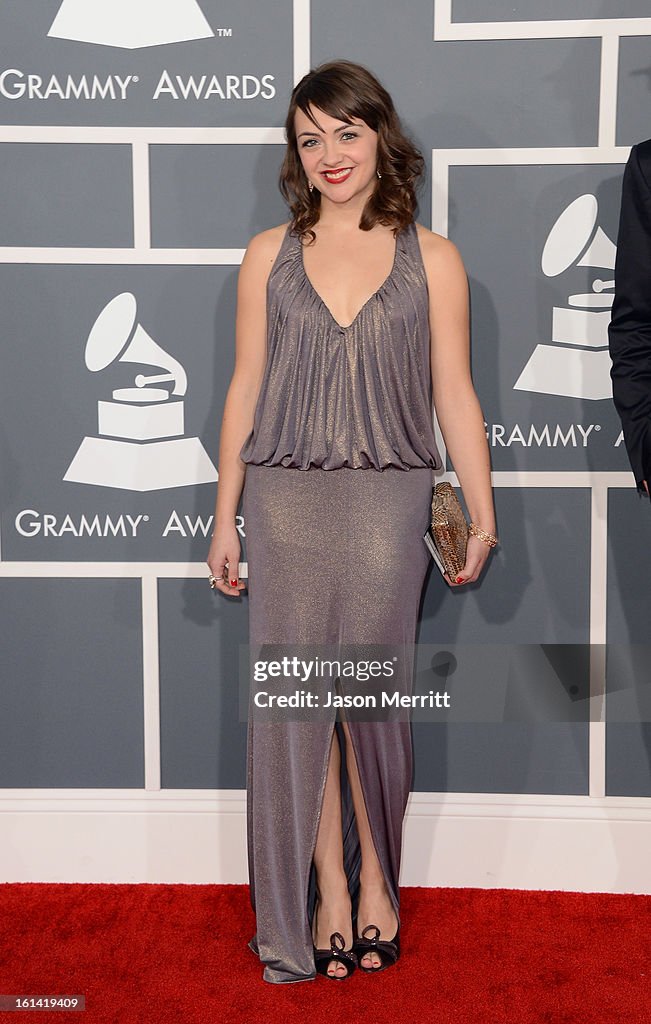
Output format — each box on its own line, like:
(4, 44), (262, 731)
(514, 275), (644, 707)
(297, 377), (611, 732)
(444, 534), (494, 587)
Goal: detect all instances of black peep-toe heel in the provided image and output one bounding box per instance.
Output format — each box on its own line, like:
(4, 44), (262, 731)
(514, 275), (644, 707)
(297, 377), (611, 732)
(313, 930), (358, 980)
(353, 923), (401, 973)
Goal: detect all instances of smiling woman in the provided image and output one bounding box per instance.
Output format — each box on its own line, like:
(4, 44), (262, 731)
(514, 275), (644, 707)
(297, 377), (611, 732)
(279, 62), (424, 245)
(206, 58), (497, 985)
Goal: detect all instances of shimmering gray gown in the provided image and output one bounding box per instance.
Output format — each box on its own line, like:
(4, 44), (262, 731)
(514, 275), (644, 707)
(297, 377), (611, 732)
(239, 219), (442, 983)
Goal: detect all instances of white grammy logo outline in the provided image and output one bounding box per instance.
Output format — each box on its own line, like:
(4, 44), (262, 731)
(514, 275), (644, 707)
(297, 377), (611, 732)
(514, 193), (615, 401)
(48, 0), (214, 50)
(64, 292), (217, 492)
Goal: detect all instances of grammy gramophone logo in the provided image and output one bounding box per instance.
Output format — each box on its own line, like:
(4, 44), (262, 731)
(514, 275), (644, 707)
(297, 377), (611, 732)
(64, 292), (217, 492)
(48, 0), (214, 49)
(514, 193), (615, 401)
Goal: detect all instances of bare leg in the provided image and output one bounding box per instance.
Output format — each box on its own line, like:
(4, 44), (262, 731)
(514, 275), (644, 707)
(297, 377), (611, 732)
(340, 719), (398, 970)
(311, 726), (353, 978)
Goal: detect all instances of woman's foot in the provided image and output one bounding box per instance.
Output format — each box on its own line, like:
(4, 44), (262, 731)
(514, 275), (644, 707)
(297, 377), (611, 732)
(355, 877), (399, 970)
(311, 886), (353, 978)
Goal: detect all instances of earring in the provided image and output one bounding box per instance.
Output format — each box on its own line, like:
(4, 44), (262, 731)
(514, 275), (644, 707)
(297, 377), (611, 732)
(376, 169), (382, 179)
(308, 180), (314, 192)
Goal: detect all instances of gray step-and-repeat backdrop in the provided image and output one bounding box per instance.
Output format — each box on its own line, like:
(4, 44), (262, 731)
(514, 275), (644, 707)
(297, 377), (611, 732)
(1, 2), (651, 805)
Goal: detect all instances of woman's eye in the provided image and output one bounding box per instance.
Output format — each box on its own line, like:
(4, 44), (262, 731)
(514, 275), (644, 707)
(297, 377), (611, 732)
(341, 132), (358, 140)
(301, 139), (317, 148)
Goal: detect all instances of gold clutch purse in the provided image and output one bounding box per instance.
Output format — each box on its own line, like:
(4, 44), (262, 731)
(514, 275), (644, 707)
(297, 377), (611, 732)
(424, 481), (469, 577)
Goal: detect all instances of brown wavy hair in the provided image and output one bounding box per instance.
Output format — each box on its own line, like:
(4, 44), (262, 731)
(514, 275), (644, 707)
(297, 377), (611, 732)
(279, 60), (424, 244)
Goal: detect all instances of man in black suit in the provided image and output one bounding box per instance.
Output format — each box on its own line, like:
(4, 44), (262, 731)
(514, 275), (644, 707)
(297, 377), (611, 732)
(609, 138), (651, 498)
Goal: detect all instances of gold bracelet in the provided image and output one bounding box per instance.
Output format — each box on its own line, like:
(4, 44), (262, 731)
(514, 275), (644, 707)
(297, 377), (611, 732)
(469, 522), (498, 548)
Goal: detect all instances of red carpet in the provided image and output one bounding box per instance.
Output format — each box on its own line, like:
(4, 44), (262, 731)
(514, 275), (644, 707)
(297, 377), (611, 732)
(1, 883), (650, 1023)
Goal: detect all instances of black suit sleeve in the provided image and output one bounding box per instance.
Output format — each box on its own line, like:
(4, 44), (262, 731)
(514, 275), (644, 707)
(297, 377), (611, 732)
(608, 140), (651, 497)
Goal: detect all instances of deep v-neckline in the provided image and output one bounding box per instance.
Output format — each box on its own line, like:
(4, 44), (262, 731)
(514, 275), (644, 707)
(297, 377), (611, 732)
(299, 229), (401, 332)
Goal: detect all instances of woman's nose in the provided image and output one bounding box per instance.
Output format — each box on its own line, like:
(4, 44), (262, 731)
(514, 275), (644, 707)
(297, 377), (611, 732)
(321, 144), (344, 166)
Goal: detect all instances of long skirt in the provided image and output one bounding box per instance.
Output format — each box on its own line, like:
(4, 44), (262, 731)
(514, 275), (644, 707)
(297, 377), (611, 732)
(241, 462), (432, 984)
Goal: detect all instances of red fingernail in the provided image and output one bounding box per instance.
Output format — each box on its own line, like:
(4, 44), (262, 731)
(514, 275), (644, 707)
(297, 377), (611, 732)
(230, 578), (238, 586)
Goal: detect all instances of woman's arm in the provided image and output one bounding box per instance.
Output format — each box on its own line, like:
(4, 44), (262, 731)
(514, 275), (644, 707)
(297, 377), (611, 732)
(207, 224), (286, 593)
(418, 225), (496, 584)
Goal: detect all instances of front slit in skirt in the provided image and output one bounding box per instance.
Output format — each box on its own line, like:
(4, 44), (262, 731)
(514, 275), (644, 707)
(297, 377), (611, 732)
(242, 463), (433, 984)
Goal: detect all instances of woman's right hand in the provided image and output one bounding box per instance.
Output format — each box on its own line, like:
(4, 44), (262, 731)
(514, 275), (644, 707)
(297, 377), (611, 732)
(206, 524), (247, 597)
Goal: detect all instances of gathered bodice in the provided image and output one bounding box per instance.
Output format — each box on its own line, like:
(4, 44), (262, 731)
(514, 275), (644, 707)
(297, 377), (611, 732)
(238, 219), (443, 472)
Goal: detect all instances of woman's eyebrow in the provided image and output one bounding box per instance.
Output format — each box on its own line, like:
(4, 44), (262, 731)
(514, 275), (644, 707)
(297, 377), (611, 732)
(297, 123), (360, 138)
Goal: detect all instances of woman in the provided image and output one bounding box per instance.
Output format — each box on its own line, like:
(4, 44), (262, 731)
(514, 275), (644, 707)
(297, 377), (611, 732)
(206, 59), (497, 984)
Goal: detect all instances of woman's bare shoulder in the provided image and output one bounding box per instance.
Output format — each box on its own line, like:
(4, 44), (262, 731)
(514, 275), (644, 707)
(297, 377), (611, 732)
(244, 222), (291, 267)
(414, 222), (464, 270)
(237, 222), (291, 297)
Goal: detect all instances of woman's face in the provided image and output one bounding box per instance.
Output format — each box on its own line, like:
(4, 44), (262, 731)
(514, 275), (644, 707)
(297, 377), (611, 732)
(294, 104), (379, 205)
